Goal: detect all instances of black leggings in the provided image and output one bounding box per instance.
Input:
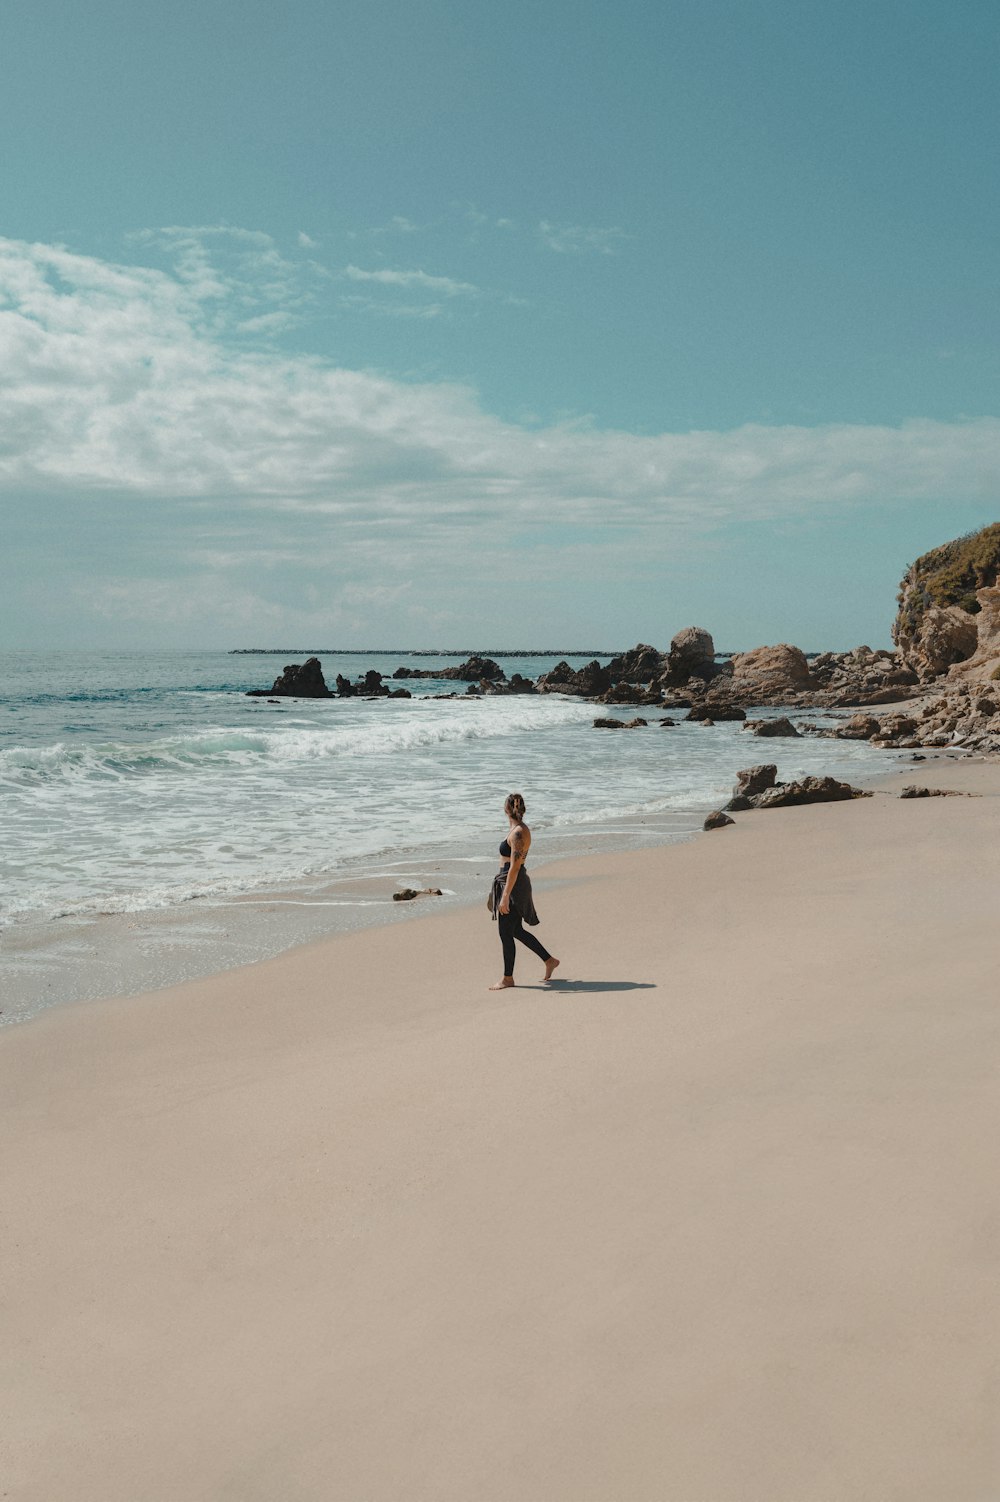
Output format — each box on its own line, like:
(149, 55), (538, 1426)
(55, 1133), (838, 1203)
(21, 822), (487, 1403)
(498, 910), (551, 977)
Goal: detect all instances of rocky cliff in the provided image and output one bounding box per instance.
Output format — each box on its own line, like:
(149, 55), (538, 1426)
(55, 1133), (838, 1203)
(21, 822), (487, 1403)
(893, 524), (1000, 681)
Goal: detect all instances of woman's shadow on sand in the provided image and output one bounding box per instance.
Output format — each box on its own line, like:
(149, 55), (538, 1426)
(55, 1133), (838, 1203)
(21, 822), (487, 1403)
(532, 979), (656, 993)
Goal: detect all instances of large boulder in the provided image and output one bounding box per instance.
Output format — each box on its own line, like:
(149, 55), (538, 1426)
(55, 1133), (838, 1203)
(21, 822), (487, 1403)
(247, 657), (332, 697)
(728, 644), (813, 702)
(743, 716), (800, 737)
(894, 524), (1000, 679)
(662, 627), (716, 686)
(734, 764), (778, 798)
(833, 713), (881, 740)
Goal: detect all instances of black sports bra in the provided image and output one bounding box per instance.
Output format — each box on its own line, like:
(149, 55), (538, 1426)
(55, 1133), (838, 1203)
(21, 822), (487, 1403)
(499, 838), (512, 859)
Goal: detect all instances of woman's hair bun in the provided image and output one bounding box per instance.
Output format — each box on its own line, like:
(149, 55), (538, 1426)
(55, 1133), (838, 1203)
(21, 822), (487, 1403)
(504, 791), (526, 819)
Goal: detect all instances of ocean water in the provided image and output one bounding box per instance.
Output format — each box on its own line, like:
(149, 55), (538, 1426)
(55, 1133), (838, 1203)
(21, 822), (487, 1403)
(1, 650), (904, 1021)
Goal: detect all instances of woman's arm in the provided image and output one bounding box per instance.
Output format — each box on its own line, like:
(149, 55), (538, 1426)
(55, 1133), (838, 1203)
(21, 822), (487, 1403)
(498, 827), (529, 914)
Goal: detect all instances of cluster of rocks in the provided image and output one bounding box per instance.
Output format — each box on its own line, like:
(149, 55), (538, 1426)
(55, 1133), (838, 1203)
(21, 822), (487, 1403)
(826, 684), (1000, 754)
(703, 764), (871, 829)
(245, 531), (1000, 760)
(392, 654), (506, 682)
(248, 654), (532, 700)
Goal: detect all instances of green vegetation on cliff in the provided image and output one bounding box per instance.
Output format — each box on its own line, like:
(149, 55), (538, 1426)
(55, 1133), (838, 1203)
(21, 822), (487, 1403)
(896, 523), (1000, 638)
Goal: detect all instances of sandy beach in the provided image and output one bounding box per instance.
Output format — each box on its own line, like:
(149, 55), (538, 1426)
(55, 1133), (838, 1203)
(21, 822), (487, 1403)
(3, 756), (997, 1501)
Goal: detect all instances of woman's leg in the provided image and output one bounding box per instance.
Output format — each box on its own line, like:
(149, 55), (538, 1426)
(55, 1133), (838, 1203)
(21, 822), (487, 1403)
(510, 915), (550, 963)
(497, 911), (518, 977)
(492, 912), (559, 989)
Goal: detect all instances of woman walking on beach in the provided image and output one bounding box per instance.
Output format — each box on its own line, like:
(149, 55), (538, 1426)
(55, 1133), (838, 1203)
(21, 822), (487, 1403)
(490, 792), (559, 991)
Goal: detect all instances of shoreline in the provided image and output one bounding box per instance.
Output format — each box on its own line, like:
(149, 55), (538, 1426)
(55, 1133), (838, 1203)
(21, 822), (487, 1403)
(2, 721), (915, 1027)
(4, 753), (997, 1499)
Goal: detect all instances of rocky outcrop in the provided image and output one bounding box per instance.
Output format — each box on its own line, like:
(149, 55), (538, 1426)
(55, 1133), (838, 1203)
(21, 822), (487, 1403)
(393, 656), (506, 681)
(392, 887), (443, 901)
(537, 660), (612, 696)
(897, 604), (978, 681)
(945, 584), (1000, 684)
(662, 627), (716, 687)
(593, 716), (647, 729)
(605, 643), (666, 683)
(894, 524), (1000, 679)
(753, 775), (871, 809)
(440, 655), (505, 681)
(247, 657), (332, 697)
(726, 764), (870, 811)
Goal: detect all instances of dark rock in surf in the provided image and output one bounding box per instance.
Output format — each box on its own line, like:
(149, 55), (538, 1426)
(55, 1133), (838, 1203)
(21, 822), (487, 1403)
(438, 655), (505, 681)
(537, 659), (612, 696)
(743, 716), (800, 738)
(685, 702), (746, 722)
(605, 643), (666, 684)
(246, 657), (332, 698)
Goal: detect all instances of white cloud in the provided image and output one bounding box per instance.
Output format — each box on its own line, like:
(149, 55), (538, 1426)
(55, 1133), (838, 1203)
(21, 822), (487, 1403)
(297, 231), (318, 249)
(538, 220), (628, 255)
(0, 233), (997, 594)
(343, 264), (478, 297)
(372, 216), (421, 235)
(340, 294), (445, 319)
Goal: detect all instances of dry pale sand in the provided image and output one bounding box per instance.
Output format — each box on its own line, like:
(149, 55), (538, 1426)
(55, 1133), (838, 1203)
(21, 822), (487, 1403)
(2, 760), (998, 1501)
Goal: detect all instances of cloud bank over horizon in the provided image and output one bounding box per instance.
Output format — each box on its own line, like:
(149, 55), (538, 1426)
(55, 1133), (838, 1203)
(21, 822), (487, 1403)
(3, 231), (998, 648)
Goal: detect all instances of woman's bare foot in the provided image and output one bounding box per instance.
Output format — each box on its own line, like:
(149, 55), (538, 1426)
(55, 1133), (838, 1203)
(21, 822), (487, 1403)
(543, 957), (560, 982)
(489, 978), (515, 991)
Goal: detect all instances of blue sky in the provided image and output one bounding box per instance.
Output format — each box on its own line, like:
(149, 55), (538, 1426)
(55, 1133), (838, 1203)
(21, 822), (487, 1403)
(2, 0), (998, 649)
